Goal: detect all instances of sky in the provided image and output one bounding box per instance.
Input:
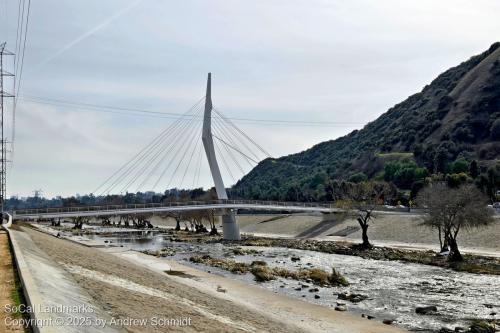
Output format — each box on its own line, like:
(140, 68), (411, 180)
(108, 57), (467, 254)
(1, 0), (499, 198)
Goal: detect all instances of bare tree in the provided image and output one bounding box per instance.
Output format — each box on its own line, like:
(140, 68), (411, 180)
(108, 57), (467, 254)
(72, 216), (86, 229)
(342, 181), (396, 249)
(205, 209), (219, 235)
(182, 211), (208, 233)
(164, 212), (182, 231)
(417, 183), (494, 261)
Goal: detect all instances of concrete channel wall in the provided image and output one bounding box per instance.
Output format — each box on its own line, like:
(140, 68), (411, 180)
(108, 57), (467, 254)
(5, 226), (51, 333)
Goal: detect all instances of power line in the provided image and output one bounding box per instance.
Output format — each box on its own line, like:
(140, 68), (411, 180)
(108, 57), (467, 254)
(214, 114), (261, 162)
(19, 95), (365, 127)
(212, 134), (259, 164)
(0, 43), (15, 211)
(214, 129), (246, 175)
(213, 119), (255, 169)
(11, 0), (31, 163)
(214, 108), (272, 158)
(15, 0), (30, 98)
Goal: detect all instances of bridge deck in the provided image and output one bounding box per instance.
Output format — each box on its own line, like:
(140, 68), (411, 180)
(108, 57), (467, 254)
(12, 200), (339, 220)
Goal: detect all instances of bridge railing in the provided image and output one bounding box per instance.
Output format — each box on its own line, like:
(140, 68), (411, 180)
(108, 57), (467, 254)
(12, 200), (334, 216)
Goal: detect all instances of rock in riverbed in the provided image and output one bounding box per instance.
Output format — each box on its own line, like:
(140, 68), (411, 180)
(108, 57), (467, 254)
(415, 305), (437, 315)
(334, 305), (347, 311)
(337, 292), (368, 303)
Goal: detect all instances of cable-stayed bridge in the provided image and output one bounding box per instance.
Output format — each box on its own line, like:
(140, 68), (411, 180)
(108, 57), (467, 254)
(12, 200), (338, 219)
(12, 74), (337, 240)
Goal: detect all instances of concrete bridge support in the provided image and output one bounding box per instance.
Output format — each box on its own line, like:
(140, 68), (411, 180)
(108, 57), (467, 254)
(202, 73), (240, 240)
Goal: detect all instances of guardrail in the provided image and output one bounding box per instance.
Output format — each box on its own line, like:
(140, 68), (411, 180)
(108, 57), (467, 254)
(12, 200), (334, 217)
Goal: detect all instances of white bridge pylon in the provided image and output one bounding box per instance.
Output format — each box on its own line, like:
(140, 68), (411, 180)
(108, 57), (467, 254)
(202, 73), (240, 240)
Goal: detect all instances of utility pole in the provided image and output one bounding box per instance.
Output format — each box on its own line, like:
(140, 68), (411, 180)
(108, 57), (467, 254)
(0, 43), (14, 213)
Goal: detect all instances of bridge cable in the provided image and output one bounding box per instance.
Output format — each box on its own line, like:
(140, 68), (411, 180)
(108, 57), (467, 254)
(213, 113), (261, 163)
(95, 99), (203, 194)
(191, 139), (204, 189)
(148, 110), (204, 190)
(214, 138), (235, 183)
(179, 130), (202, 188)
(122, 105), (204, 193)
(133, 114), (197, 191)
(213, 117), (255, 169)
(163, 120), (203, 190)
(98, 102), (203, 194)
(214, 108), (272, 158)
(135, 109), (203, 192)
(94, 97), (204, 194)
(212, 134), (259, 164)
(212, 125), (247, 175)
(127, 105), (204, 192)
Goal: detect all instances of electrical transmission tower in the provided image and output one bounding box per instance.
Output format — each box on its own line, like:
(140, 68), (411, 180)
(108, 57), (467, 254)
(0, 43), (14, 212)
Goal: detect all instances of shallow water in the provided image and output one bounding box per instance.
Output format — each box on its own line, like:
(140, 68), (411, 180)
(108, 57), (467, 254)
(79, 230), (499, 332)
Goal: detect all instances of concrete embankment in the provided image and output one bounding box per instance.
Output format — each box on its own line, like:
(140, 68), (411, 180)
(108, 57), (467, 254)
(4, 226), (121, 333)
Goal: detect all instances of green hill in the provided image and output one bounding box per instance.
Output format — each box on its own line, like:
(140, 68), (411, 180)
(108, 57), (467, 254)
(233, 43), (500, 201)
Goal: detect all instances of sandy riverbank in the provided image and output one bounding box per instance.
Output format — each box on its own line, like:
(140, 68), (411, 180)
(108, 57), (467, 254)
(22, 226), (406, 333)
(149, 212), (500, 254)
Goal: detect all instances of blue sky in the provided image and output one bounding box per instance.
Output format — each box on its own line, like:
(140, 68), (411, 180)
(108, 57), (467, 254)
(1, 0), (499, 197)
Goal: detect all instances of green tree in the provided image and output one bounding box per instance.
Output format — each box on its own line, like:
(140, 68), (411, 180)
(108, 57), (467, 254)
(445, 172), (469, 188)
(450, 159), (469, 174)
(384, 161), (428, 189)
(469, 160), (479, 179)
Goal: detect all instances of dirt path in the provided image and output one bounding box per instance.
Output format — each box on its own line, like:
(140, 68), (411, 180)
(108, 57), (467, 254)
(0, 230), (27, 333)
(23, 227), (308, 333)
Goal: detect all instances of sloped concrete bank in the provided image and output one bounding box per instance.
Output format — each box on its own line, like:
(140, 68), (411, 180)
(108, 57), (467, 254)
(5, 226), (50, 333)
(4, 225), (121, 333)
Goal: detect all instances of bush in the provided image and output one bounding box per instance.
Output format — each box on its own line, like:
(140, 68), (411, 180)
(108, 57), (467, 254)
(348, 172), (368, 183)
(327, 268), (350, 287)
(450, 159), (469, 174)
(490, 119), (500, 140)
(384, 161), (428, 189)
(307, 268), (330, 285)
(446, 172), (469, 188)
(251, 265), (275, 282)
(250, 260), (267, 267)
(302, 268), (349, 287)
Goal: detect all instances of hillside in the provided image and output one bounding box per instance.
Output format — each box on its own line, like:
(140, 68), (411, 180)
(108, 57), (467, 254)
(233, 42), (500, 201)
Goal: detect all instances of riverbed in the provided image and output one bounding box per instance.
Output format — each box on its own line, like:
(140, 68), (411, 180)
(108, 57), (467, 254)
(58, 227), (499, 332)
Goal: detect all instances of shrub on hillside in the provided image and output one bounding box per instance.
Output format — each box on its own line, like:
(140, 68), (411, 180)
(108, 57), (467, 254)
(348, 172), (368, 183)
(490, 119), (500, 140)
